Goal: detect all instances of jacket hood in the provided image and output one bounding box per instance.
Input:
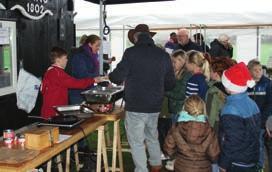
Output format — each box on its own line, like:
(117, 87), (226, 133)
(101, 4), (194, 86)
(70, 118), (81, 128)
(178, 121), (211, 145)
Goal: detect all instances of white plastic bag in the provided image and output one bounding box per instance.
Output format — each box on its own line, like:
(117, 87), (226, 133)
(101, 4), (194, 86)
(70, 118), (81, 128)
(16, 68), (41, 113)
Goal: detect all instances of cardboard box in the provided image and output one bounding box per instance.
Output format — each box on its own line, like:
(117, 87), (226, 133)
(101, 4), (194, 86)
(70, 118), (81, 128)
(24, 126), (59, 150)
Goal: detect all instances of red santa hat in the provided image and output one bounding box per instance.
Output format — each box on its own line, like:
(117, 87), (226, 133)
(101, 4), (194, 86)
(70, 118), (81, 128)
(222, 62), (255, 93)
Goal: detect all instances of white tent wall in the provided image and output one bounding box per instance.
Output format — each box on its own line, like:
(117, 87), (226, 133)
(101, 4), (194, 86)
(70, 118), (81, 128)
(76, 27), (272, 68)
(74, 0), (272, 67)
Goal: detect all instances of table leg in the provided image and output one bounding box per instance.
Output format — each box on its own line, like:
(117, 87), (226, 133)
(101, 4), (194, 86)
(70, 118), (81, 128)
(105, 123), (112, 146)
(117, 121), (124, 172)
(111, 120), (118, 172)
(46, 160), (52, 172)
(56, 155), (63, 172)
(65, 148), (71, 172)
(73, 144), (80, 171)
(102, 129), (109, 172)
(97, 126), (104, 172)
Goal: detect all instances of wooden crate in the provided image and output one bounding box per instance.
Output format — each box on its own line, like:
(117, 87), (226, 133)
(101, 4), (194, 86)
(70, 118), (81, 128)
(24, 126), (59, 150)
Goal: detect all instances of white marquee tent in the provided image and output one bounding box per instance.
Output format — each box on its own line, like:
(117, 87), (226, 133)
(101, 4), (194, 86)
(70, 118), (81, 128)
(73, 0), (272, 67)
(75, 0), (272, 29)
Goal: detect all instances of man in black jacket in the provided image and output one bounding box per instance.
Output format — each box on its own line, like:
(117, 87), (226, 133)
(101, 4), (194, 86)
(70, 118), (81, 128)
(174, 28), (202, 52)
(210, 34), (233, 58)
(109, 24), (176, 172)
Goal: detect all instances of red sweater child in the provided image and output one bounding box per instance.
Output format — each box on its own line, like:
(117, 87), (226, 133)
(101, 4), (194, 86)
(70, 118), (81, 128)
(41, 65), (95, 119)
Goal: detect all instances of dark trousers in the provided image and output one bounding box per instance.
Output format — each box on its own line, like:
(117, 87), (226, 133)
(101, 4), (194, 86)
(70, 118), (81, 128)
(266, 138), (272, 172)
(158, 117), (172, 153)
(228, 164), (258, 172)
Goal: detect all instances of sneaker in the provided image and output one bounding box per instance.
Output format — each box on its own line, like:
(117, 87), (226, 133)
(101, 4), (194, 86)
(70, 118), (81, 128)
(165, 159), (175, 171)
(160, 153), (170, 160)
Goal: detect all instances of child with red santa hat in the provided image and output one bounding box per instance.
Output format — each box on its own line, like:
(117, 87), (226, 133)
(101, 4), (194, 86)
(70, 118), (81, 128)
(219, 62), (261, 172)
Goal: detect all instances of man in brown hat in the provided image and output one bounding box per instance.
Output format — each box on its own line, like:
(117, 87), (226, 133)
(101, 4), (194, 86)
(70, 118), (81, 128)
(127, 24), (156, 44)
(109, 24), (176, 172)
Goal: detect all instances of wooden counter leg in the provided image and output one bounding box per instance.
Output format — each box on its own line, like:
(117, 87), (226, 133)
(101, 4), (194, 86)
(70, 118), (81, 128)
(110, 119), (124, 172)
(97, 126), (104, 172)
(65, 148), (71, 172)
(102, 129), (109, 172)
(105, 124), (112, 147)
(111, 120), (118, 172)
(73, 144), (80, 171)
(117, 120), (124, 172)
(56, 154), (63, 172)
(46, 160), (52, 172)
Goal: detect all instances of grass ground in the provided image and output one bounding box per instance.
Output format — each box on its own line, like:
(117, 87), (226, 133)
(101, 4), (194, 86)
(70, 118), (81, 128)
(86, 120), (135, 171)
(85, 120), (173, 172)
(85, 119), (271, 172)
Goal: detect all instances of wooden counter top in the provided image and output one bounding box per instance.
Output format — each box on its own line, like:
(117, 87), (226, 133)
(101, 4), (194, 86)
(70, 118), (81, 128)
(0, 107), (124, 172)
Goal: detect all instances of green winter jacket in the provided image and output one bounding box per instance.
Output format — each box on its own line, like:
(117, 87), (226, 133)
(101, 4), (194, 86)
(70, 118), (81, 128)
(205, 81), (227, 129)
(165, 71), (192, 114)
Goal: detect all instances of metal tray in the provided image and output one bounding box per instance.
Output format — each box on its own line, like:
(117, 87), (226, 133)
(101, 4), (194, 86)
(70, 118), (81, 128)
(53, 105), (94, 119)
(81, 86), (124, 103)
(38, 119), (85, 129)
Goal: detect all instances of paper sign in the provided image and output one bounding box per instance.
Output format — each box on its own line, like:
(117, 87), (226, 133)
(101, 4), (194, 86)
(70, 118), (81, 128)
(0, 28), (9, 45)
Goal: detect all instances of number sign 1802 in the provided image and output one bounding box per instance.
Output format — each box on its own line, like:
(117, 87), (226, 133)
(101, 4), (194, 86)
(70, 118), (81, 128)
(26, 3), (45, 15)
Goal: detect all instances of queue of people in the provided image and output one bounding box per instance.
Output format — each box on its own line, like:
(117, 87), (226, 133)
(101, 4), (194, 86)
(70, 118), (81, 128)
(39, 23), (272, 172)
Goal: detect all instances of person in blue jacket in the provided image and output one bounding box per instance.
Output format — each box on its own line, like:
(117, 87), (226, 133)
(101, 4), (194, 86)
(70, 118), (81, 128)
(68, 35), (101, 104)
(219, 62), (261, 172)
(247, 59), (272, 170)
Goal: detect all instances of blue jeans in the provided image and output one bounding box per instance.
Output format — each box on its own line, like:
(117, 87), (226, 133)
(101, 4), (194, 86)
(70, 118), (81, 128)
(125, 111), (162, 172)
(212, 163), (219, 172)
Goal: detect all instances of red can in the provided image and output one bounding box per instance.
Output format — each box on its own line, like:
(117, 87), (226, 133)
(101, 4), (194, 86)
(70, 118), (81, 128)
(4, 138), (13, 146)
(3, 129), (15, 140)
(18, 134), (25, 144)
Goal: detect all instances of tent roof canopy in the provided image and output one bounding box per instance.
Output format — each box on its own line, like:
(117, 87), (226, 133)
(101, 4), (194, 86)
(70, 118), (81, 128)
(84, 0), (174, 5)
(76, 0), (272, 29)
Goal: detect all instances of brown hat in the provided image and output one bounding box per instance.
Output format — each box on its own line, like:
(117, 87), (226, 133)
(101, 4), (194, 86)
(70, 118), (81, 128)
(128, 24), (156, 44)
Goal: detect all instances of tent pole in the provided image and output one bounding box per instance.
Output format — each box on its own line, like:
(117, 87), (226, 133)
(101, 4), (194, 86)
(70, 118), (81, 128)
(256, 26), (260, 59)
(123, 25), (126, 53)
(99, 0), (104, 75)
(203, 24), (207, 53)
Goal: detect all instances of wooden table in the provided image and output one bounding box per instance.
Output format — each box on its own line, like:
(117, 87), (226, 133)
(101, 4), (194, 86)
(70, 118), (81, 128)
(0, 115), (109, 172)
(94, 107), (125, 172)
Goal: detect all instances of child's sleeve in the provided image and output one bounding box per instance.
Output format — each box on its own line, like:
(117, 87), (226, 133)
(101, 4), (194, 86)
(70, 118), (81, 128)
(60, 70), (95, 89)
(163, 126), (177, 158)
(207, 130), (220, 162)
